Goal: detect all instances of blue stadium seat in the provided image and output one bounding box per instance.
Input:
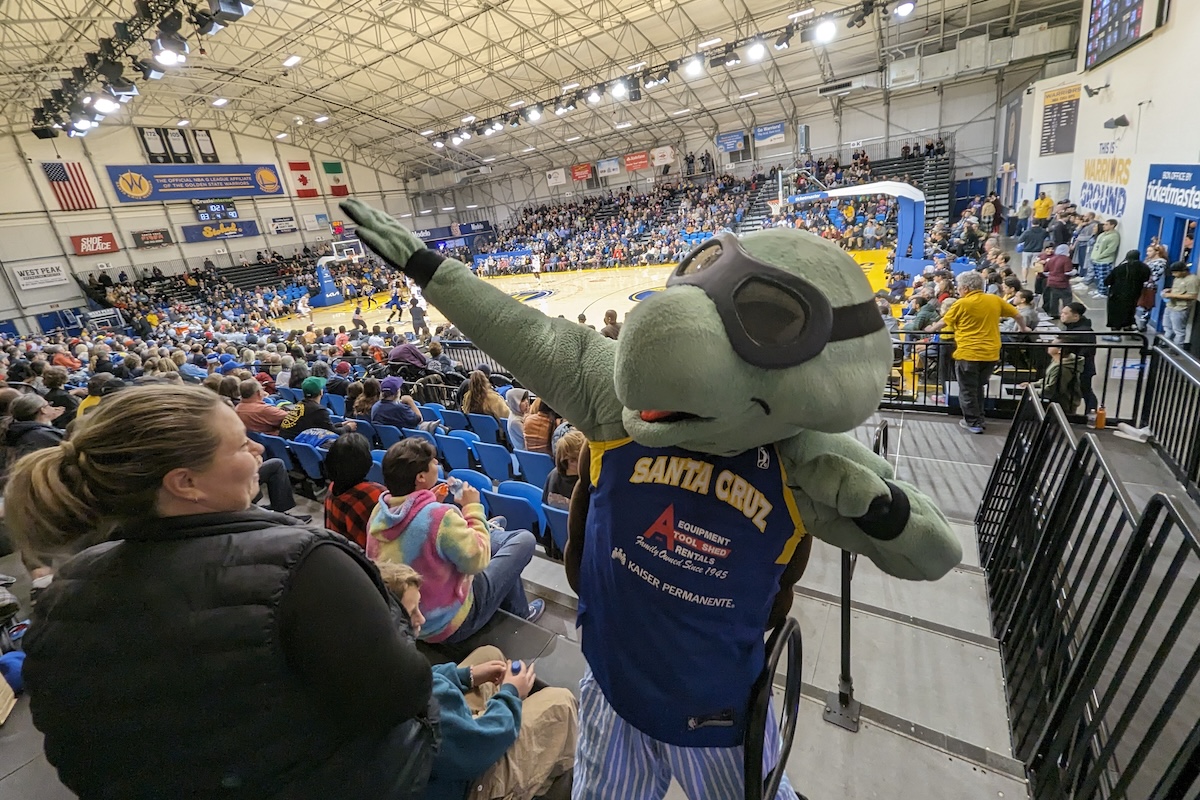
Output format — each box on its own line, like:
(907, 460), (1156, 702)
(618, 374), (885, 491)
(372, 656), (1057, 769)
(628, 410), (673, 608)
(326, 394), (346, 416)
(514, 449), (554, 488)
(419, 405), (442, 423)
(367, 461), (385, 485)
(449, 468), (492, 495)
(481, 490), (539, 537)
(440, 409), (470, 431)
(448, 429), (481, 448)
(375, 423), (403, 450)
(542, 504), (569, 552)
(372, 449), (387, 463)
(259, 433), (293, 466)
(286, 441), (326, 482)
(277, 387), (300, 403)
(498, 481), (547, 535)
(403, 428), (438, 450)
(435, 434), (474, 471)
(467, 413), (505, 446)
(354, 418), (378, 447)
(475, 441), (515, 483)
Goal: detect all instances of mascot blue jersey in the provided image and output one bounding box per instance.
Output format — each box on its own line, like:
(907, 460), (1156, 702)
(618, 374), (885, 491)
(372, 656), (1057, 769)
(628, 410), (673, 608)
(579, 439), (806, 747)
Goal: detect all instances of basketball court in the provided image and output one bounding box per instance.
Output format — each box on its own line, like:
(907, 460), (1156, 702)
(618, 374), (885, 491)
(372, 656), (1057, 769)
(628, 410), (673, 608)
(296, 248), (892, 334)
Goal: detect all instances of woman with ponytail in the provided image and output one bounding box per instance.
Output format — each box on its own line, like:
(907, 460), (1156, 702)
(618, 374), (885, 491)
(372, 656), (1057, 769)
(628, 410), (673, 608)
(11, 385), (436, 800)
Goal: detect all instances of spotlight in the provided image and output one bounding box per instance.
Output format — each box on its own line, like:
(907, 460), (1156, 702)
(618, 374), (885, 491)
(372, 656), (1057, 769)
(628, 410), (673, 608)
(555, 99), (568, 115)
(746, 40), (766, 61)
(508, 115), (521, 128)
(484, 126), (495, 136)
(92, 96), (121, 114)
(611, 80), (628, 99)
(134, 58), (165, 80)
(451, 134), (463, 146)
(526, 104), (542, 121)
(775, 26), (794, 49)
(460, 129), (472, 140)
(32, 107), (60, 139)
(587, 86), (603, 104)
(893, 1), (915, 16)
(814, 20), (837, 43)
(103, 76), (138, 101)
(491, 120), (503, 131)
(192, 10), (225, 35)
(208, 0), (254, 24)
(152, 31), (190, 66)
(685, 57), (704, 77)
(723, 46), (741, 66)
(433, 139), (445, 148)
(628, 77), (641, 101)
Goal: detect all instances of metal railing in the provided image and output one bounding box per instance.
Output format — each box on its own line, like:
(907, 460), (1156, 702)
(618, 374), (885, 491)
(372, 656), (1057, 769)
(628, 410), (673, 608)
(1143, 337), (1200, 501)
(880, 333), (1151, 426)
(977, 387), (1200, 799)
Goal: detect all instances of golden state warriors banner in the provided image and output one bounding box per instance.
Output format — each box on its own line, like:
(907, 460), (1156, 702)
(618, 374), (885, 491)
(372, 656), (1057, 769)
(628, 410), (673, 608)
(105, 164), (284, 203)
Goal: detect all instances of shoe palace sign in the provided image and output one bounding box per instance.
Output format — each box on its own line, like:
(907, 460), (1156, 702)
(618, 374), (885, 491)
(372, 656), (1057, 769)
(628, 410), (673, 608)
(70, 232), (120, 255)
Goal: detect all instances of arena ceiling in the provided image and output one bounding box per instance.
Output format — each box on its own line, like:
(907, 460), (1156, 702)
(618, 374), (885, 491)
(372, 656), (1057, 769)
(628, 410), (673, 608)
(0, 0), (1081, 180)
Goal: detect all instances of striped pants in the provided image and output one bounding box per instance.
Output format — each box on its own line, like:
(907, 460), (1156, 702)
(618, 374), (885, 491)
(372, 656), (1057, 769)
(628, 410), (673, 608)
(1092, 262), (1113, 296)
(572, 670), (799, 800)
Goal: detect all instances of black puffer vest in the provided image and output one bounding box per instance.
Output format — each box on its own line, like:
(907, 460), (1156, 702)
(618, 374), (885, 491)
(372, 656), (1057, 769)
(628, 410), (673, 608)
(23, 510), (436, 800)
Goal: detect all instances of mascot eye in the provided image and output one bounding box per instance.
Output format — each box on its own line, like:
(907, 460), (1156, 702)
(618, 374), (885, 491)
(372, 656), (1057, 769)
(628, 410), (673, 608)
(678, 241), (723, 275)
(733, 278), (808, 346)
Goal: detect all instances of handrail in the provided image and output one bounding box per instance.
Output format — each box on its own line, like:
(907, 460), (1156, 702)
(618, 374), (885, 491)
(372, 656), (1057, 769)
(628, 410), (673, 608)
(1143, 336), (1200, 501)
(978, 387), (1200, 799)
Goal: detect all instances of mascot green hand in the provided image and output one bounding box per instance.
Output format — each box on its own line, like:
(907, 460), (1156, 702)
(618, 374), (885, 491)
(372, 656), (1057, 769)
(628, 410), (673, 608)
(343, 198), (960, 797)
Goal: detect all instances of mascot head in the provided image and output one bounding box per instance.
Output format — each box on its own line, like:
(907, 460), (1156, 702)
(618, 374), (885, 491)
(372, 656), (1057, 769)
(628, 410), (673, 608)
(616, 228), (892, 455)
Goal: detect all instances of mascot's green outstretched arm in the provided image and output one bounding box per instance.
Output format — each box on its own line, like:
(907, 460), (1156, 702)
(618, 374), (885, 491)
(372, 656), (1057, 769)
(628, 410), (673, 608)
(341, 199), (626, 443)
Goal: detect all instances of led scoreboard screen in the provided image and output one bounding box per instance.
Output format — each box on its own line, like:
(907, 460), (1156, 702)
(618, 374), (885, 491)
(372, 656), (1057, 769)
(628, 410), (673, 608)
(193, 200), (240, 222)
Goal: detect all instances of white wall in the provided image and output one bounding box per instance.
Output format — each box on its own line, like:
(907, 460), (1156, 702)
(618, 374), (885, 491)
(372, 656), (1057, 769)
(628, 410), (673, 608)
(0, 126), (412, 331)
(1018, 0), (1193, 251)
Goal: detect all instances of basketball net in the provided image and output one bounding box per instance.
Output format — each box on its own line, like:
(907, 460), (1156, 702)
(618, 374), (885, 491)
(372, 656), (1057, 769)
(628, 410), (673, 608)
(766, 199), (782, 217)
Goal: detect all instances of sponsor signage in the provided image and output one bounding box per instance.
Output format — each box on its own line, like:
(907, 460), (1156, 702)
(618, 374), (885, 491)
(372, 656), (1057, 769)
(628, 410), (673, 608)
(271, 216), (299, 234)
(180, 219), (262, 243)
(84, 307), (126, 330)
(131, 228), (174, 248)
(106, 163), (285, 203)
(624, 151), (649, 171)
(650, 146), (675, 166)
(716, 131), (746, 153)
(303, 213), (329, 231)
(753, 121), (786, 146)
(1145, 165), (1200, 212)
(12, 263), (69, 290)
(411, 221), (494, 240)
(597, 158), (621, 177)
(546, 168), (567, 187)
(571, 163), (593, 181)
(70, 232), (120, 256)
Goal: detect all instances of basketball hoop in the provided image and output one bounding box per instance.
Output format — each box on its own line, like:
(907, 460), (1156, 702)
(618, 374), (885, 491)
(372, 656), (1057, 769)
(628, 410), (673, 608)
(766, 199), (782, 217)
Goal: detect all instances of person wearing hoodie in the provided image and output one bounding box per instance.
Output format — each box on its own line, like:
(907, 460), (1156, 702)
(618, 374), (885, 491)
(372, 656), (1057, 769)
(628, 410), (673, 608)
(1058, 302), (1098, 414)
(2, 394), (64, 467)
(377, 561), (576, 800)
(504, 388), (531, 451)
(367, 438), (543, 644)
(1041, 244), (1076, 317)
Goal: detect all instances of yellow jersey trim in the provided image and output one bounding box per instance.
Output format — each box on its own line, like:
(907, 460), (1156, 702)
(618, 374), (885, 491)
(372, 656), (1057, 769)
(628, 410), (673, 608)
(775, 451), (809, 565)
(589, 437), (634, 485)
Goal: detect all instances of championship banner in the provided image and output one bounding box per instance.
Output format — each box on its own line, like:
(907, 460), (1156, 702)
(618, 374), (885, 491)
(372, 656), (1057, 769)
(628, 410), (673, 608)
(753, 121), (786, 146)
(597, 158), (621, 177)
(131, 228), (174, 248)
(546, 168), (567, 187)
(70, 232), (120, 256)
(271, 216), (299, 234)
(163, 128), (196, 164)
(624, 151), (649, 171)
(571, 163), (593, 182)
(12, 263), (68, 291)
(136, 127), (173, 165)
(191, 129), (220, 163)
(650, 146), (675, 166)
(180, 219), (262, 243)
(106, 164), (284, 203)
(716, 131), (746, 153)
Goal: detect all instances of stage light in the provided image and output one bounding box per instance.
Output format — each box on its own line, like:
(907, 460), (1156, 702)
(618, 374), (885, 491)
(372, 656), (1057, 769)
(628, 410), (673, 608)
(92, 96), (120, 114)
(611, 80), (628, 99)
(461, 129), (472, 140)
(587, 86), (603, 104)
(723, 46), (741, 66)
(104, 76), (138, 101)
(134, 58), (165, 79)
(508, 115), (521, 128)
(775, 26), (794, 49)
(491, 120), (503, 131)
(555, 99), (569, 115)
(746, 40), (766, 61)
(893, 1), (915, 16)
(152, 31), (189, 66)
(193, 10), (225, 35)
(814, 20), (837, 43)
(484, 126), (495, 136)
(433, 139), (445, 148)
(450, 134), (462, 146)
(685, 57), (704, 77)
(209, 0), (254, 24)
(526, 104), (542, 121)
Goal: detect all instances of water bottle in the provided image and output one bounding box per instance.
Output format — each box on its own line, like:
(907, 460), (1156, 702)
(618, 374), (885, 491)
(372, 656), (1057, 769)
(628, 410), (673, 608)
(445, 476), (465, 502)
(510, 660), (523, 675)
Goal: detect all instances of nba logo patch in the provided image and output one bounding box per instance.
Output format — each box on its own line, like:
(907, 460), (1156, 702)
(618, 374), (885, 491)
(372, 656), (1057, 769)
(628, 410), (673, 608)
(757, 447), (770, 469)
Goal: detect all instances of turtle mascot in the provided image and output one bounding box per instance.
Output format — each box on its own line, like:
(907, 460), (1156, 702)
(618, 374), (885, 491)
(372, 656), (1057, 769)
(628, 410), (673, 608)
(342, 200), (960, 800)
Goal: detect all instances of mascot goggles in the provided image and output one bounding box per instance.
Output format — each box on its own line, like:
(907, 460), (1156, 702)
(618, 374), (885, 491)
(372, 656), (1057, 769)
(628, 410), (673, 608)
(666, 232), (885, 369)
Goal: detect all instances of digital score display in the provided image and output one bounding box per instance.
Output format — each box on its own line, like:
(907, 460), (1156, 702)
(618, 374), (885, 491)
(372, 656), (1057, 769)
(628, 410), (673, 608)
(193, 199), (240, 222)
(1085, 0), (1166, 69)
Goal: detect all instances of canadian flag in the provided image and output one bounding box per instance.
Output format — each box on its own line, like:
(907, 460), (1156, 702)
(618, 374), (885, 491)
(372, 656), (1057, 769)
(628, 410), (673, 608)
(288, 161), (319, 198)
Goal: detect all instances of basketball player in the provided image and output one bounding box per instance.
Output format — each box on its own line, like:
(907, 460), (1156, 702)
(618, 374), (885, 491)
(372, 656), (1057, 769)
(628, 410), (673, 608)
(361, 277), (379, 308)
(385, 280), (406, 323)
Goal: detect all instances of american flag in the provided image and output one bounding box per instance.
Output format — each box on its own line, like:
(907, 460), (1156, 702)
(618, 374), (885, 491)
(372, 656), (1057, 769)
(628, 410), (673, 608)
(41, 161), (97, 211)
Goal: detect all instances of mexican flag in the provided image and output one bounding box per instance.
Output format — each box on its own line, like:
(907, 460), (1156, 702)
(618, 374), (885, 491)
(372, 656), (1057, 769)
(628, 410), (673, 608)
(322, 161), (350, 197)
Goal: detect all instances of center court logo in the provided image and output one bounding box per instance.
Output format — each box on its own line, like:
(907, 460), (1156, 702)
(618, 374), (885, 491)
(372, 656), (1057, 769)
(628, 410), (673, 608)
(509, 290), (554, 303)
(629, 288), (665, 302)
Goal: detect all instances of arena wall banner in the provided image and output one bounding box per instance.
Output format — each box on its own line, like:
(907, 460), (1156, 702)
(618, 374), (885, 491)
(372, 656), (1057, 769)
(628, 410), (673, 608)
(70, 232), (120, 256)
(546, 168), (567, 187)
(191, 129), (220, 163)
(571, 163), (593, 181)
(650, 146), (675, 166)
(106, 164), (285, 203)
(135, 127), (173, 165)
(163, 128), (196, 164)
(131, 228), (174, 248)
(270, 216), (299, 234)
(411, 221), (494, 240)
(180, 219), (262, 243)
(716, 131), (746, 153)
(302, 213), (329, 231)
(12, 263), (69, 291)
(624, 151), (650, 171)
(753, 121), (786, 146)
(597, 158), (621, 177)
